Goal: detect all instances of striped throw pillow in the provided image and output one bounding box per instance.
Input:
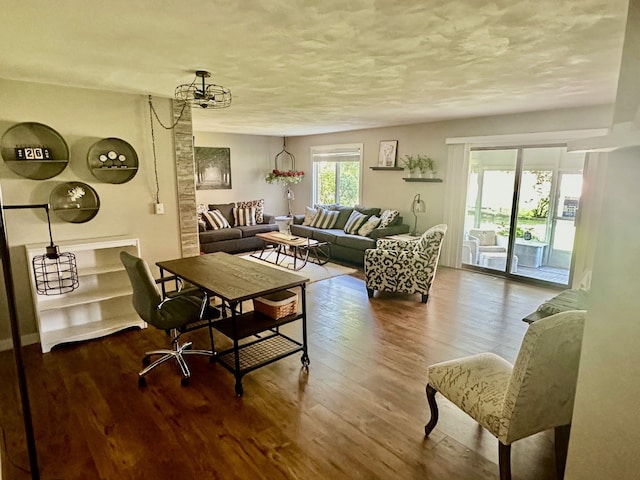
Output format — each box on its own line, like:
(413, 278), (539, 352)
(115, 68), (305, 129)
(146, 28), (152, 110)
(310, 208), (339, 229)
(236, 199), (264, 223)
(202, 209), (231, 230)
(343, 210), (369, 234)
(233, 207), (257, 226)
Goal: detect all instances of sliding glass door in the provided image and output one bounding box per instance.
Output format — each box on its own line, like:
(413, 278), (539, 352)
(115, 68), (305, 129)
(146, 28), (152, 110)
(461, 145), (585, 287)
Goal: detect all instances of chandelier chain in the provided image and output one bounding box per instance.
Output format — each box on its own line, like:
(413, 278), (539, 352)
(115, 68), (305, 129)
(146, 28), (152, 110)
(147, 97), (162, 204)
(148, 94), (189, 130)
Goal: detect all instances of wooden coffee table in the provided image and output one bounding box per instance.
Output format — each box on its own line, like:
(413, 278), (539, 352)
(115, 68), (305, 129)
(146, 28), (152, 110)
(254, 231), (330, 270)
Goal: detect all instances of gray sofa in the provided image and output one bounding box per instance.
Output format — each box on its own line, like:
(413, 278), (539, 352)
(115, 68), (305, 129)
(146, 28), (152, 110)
(199, 202), (278, 254)
(290, 205), (410, 264)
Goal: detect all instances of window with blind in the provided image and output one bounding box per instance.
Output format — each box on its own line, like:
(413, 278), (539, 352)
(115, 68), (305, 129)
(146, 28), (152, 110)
(310, 143), (363, 206)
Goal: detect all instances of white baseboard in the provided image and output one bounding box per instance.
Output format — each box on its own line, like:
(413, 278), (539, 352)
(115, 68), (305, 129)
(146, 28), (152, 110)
(0, 333), (40, 352)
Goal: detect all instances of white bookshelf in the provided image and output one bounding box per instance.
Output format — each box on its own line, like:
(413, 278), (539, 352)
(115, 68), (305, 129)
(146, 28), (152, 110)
(24, 235), (146, 353)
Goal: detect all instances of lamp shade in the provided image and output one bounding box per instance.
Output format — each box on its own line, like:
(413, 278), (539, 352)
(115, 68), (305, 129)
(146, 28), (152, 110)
(410, 193), (427, 235)
(32, 249), (79, 295)
(412, 196), (426, 213)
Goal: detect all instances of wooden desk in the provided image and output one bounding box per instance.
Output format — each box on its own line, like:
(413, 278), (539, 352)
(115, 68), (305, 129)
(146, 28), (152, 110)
(157, 252), (310, 396)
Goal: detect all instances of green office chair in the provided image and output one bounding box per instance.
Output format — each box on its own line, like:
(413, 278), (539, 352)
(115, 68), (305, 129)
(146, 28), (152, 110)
(120, 251), (219, 386)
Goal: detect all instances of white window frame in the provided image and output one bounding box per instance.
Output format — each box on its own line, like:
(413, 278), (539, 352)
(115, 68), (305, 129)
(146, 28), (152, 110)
(309, 143), (364, 206)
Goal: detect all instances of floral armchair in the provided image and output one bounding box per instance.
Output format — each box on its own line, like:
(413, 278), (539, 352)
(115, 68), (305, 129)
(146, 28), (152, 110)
(364, 224), (447, 303)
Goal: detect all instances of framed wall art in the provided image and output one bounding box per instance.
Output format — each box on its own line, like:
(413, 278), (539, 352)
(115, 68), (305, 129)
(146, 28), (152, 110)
(378, 140), (398, 167)
(195, 147), (232, 190)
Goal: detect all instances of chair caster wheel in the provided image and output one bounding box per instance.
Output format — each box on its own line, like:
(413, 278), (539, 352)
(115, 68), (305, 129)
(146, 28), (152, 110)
(142, 356), (151, 367)
(138, 376), (147, 387)
(181, 377), (190, 387)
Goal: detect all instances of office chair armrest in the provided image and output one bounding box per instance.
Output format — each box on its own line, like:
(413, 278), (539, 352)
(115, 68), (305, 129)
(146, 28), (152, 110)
(155, 275), (202, 298)
(158, 289), (221, 328)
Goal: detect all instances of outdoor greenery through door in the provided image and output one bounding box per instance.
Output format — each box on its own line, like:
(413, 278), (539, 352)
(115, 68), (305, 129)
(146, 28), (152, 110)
(461, 145), (585, 286)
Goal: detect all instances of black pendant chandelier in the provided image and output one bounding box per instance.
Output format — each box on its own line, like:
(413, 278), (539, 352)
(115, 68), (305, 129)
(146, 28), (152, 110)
(175, 70), (232, 109)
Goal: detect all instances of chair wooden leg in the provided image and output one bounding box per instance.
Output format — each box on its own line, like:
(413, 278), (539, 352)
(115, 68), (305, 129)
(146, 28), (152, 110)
(424, 384), (439, 436)
(498, 442), (511, 480)
(421, 293), (429, 303)
(366, 288), (374, 298)
(555, 424), (571, 479)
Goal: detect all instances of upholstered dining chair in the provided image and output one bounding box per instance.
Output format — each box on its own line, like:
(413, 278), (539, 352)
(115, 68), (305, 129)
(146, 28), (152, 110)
(364, 224), (447, 303)
(424, 310), (586, 480)
(120, 251), (219, 386)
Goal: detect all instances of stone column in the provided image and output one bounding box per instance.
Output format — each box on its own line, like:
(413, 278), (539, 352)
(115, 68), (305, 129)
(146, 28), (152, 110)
(172, 101), (199, 257)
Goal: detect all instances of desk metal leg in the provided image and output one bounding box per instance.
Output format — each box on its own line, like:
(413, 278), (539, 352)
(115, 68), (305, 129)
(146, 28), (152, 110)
(229, 300), (244, 396)
(200, 291), (217, 363)
(300, 283), (310, 367)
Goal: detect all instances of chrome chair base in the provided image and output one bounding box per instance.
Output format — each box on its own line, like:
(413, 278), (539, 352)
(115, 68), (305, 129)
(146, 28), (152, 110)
(138, 331), (213, 386)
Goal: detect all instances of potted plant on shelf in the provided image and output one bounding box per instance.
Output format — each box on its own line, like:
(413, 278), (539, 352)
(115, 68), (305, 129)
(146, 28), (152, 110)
(418, 155), (436, 178)
(401, 155), (420, 177)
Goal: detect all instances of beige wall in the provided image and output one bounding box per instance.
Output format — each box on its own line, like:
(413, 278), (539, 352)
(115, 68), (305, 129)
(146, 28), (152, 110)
(193, 132), (285, 215)
(0, 79), (183, 342)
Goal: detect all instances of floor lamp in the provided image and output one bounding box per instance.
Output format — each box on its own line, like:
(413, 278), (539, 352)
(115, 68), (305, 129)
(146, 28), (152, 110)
(410, 193), (426, 236)
(286, 187), (295, 217)
(0, 192), (79, 480)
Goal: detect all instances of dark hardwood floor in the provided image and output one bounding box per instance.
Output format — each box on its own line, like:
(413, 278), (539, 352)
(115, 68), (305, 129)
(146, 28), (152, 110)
(1, 266), (561, 480)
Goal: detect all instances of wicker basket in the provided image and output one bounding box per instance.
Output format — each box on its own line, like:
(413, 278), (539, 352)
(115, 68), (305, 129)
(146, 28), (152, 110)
(253, 290), (298, 320)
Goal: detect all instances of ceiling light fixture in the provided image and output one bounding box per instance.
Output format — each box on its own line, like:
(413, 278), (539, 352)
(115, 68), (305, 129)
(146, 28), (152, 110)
(175, 70), (232, 109)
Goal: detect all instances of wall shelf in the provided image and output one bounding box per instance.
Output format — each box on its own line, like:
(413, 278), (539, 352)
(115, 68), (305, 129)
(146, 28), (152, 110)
(369, 166), (404, 171)
(87, 137), (139, 184)
(402, 177), (443, 182)
(0, 122), (69, 179)
(50, 181), (100, 223)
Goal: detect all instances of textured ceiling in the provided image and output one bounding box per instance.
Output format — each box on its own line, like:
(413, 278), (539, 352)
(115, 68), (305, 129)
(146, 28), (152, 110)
(0, 0), (629, 136)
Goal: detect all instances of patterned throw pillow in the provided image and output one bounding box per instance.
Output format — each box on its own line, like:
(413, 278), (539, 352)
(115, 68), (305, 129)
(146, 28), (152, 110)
(310, 208), (339, 229)
(233, 207), (257, 226)
(302, 206), (318, 226)
(236, 199), (264, 223)
(343, 210), (369, 234)
(202, 209), (231, 230)
(358, 215), (381, 237)
(378, 209), (399, 228)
